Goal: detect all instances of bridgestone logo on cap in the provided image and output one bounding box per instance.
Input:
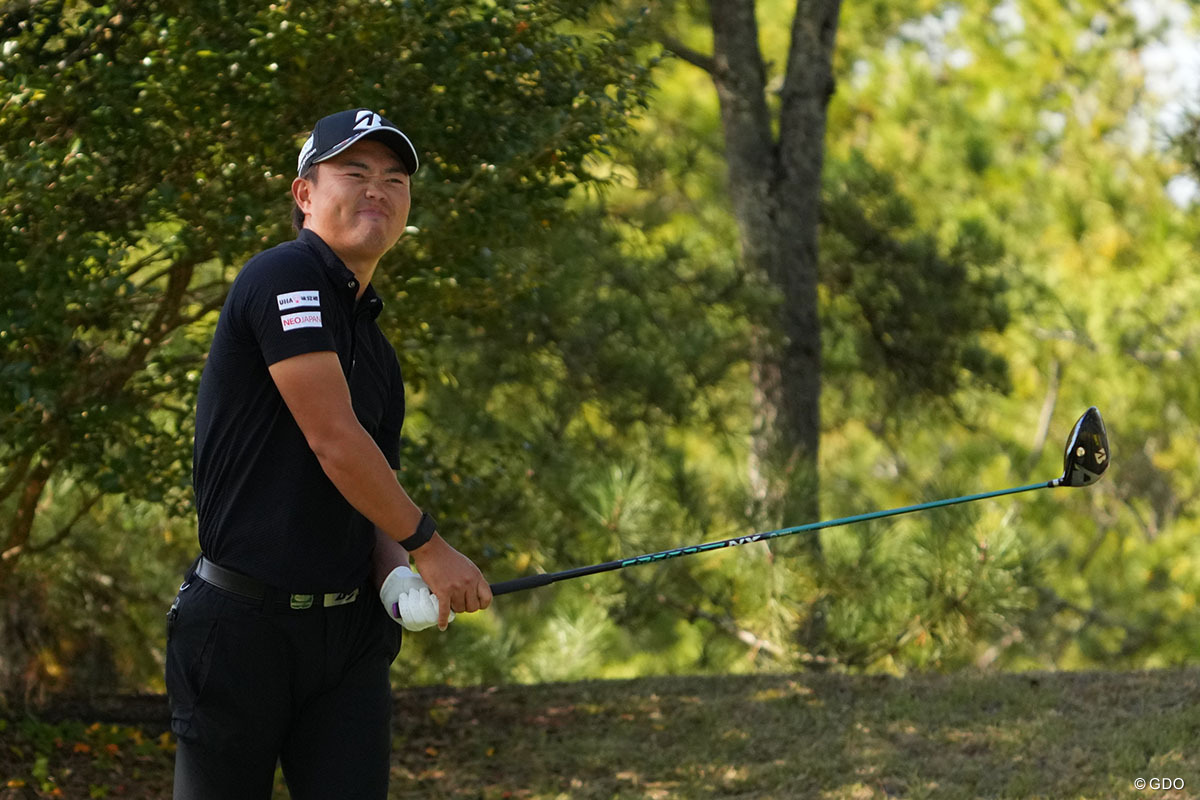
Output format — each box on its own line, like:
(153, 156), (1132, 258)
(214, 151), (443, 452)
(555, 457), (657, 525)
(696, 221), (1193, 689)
(354, 110), (383, 131)
(277, 290), (320, 310)
(281, 311), (322, 331)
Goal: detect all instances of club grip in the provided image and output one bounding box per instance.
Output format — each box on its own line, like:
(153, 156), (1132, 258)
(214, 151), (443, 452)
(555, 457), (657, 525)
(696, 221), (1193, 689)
(489, 573), (557, 596)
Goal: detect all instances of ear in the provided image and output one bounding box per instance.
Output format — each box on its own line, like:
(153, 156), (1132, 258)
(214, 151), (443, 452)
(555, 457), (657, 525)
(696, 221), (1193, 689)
(292, 175), (313, 215)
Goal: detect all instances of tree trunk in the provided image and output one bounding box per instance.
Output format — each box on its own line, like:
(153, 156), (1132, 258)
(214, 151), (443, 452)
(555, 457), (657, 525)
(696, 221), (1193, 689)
(707, 0), (842, 527)
(0, 459), (53, 590)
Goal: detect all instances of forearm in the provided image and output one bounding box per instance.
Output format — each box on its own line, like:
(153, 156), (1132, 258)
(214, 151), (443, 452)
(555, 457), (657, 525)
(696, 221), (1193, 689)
(309, 420), (423, 545)
(312, 419), (470, 582)
(267, 351), (488, 619)
(317, 427), (488, 620)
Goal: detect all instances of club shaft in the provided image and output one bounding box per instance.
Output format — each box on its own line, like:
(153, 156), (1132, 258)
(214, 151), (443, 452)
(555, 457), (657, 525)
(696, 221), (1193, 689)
(489, 480), (1054, 596)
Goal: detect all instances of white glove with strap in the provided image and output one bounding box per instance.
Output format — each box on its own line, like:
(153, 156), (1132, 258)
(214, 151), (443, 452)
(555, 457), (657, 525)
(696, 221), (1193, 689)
(379, 565), (454, 632)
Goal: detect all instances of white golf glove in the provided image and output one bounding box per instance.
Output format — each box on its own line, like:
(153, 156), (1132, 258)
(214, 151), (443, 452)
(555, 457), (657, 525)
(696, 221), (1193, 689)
(379, 565), (454, 632)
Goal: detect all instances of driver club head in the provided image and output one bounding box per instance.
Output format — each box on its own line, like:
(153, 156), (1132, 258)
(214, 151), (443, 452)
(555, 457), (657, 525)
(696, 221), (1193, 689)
(1057, 407), (1110, 488)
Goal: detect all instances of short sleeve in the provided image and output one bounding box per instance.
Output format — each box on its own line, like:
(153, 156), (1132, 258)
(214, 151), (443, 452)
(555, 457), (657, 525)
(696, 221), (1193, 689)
(231, 248), (337, 366)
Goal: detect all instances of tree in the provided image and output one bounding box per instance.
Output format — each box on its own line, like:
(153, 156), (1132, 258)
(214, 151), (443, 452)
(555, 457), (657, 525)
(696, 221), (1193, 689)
(574, 0), (1011, 662)
(6, 0), (1196, 691)
(653, 0), (838, 527)
(626, 0), (1015, 535)
(578, 0), (1199, 674)
(815, 0), (1200, 670)
(0, 0), (659, 695)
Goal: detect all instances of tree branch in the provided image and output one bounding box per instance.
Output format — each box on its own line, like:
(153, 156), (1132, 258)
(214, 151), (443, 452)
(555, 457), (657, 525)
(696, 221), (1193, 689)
(1026, 359), (1061, 475)
(0, 458), (55, 587)
(21, 491), (103, 557)
(0, 453), (35, 507)
(660, 35), (715, 74)
(654, 589), (786, 659)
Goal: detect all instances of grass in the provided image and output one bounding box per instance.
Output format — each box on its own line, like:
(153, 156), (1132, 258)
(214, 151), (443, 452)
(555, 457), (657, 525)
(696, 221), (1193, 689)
(2, 669), (1198, 799)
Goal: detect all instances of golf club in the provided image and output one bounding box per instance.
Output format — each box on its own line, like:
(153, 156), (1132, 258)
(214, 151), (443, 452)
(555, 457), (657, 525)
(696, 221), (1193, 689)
(489, 407), (1109, 596)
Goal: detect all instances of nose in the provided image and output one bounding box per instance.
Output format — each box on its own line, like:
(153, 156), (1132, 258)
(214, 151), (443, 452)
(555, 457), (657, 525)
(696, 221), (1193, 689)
(362, 181), (390, 204)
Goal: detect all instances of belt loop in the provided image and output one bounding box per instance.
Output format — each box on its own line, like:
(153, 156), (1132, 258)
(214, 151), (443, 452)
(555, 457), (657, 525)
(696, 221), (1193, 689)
(183, 554), (201, 588)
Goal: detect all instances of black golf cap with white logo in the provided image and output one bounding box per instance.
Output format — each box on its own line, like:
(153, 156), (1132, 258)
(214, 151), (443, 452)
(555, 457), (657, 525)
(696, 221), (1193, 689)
(297, 108), (419, 176)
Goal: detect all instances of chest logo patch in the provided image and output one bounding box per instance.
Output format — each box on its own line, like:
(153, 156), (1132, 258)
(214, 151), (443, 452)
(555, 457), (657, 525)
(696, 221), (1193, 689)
(276, 290), (320, 310)
(281, 311), (322, 331)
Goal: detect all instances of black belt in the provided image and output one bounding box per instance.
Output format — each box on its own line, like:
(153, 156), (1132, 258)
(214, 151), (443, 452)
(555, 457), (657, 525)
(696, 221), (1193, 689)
(194, 556), (361, 610)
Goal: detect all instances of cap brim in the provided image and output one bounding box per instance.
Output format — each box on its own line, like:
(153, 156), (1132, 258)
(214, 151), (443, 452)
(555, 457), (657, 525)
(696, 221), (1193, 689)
(312, 127), (420, 174)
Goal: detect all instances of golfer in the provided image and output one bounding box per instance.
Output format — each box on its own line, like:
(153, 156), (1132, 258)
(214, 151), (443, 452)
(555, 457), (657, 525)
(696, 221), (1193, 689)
(166, 108), (492, 799)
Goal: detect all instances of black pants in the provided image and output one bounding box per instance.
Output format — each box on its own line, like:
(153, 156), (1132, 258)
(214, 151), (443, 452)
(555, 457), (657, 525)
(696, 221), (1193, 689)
(165, 572), (402, 800)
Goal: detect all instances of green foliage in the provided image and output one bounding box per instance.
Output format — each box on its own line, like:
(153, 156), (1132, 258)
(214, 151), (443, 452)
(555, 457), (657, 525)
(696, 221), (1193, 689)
(0, 0), (699, 693)
(0, 0), (655, 519)
(821, 0), (1200, 672)
(3, 0), (1200, 694)
(536, 0), (1200, 681)
(821, 152), (1011, 417)
(1177, 112), (1200, 179)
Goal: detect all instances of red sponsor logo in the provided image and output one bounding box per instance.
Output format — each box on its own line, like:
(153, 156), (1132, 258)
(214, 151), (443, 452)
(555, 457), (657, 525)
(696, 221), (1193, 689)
(280, 311), (322, 331)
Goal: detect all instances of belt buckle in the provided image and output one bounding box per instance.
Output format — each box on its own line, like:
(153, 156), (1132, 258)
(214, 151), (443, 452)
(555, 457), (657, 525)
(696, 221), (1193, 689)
(323, 589), (359, 608)
(289, 593), (314, 610)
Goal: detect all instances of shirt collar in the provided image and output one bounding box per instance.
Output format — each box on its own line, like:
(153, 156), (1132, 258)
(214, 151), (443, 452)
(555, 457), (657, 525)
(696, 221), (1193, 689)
(297, 229), (385, 319)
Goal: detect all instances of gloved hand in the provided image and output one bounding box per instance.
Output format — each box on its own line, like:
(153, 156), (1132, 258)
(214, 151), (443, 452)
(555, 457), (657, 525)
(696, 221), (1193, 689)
(379, 565), (455, 631)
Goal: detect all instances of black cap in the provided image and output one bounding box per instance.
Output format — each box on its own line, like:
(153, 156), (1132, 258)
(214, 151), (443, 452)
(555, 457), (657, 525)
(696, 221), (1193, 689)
(297, 109), (419, 176)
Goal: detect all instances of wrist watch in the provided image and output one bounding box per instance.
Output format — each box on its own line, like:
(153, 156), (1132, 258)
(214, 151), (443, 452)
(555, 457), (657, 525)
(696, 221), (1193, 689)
(399, 511), (437, 552)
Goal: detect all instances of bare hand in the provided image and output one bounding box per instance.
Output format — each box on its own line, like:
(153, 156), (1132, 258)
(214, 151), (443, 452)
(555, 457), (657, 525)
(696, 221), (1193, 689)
(408, 535), (492, 630)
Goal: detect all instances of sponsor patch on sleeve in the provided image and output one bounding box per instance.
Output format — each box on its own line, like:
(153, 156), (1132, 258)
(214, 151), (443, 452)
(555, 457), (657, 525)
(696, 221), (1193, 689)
(281, 311), (322, 331)
(276, 290), (320, 310)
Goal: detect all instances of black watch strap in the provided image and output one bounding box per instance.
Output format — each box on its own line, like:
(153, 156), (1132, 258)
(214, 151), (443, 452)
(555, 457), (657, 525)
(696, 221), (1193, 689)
(399, 511), (437, 552)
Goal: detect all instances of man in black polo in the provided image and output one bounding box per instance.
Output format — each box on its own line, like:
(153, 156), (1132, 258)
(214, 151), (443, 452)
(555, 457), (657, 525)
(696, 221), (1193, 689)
(166, 108), (492, 799)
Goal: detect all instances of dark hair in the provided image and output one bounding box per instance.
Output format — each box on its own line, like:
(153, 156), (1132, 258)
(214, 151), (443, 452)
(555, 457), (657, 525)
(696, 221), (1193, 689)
(291, 164), (318, 232)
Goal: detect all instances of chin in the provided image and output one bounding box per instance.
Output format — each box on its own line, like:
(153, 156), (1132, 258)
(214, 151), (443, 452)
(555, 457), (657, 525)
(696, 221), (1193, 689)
(355, 233), (401, 260)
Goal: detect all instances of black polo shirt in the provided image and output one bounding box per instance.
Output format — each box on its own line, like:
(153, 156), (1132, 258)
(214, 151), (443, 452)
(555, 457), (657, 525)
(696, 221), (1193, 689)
(193, 229), (405, 592)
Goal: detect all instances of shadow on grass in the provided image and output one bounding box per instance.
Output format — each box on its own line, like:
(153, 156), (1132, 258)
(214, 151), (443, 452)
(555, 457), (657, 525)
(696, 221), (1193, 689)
(3, 669), (1197, 799)
(387, 670), (1200, 799)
